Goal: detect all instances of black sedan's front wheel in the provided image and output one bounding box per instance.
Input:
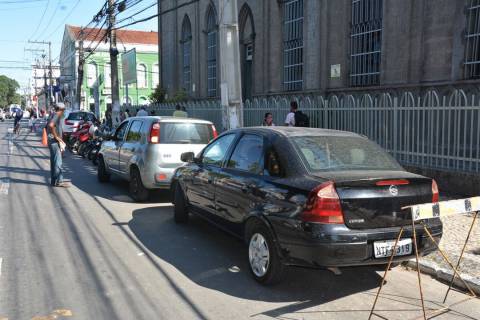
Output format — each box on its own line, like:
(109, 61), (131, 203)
(246, 222), (285, 285)
(174, 184), (189, 224)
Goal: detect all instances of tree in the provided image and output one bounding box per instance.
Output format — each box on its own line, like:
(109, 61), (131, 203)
(0, 75), (20, 107)
(149, 84), (166, 104)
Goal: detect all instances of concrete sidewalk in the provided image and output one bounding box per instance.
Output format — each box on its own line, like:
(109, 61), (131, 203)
(407, 212), (480, 295)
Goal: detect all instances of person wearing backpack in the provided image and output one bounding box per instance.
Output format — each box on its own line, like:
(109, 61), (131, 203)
(284, 101), (310, 127)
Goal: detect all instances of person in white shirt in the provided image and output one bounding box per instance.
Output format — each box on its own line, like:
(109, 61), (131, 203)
(284, 101), (298, 126)
(136, 107), (148, 117)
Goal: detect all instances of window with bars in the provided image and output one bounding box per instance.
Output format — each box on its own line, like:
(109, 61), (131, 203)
(283, 0), (304, 91)
(181, 16), (192, 93)
(465, 0), (480, 79)
(350, 0), (383, 87)
(206, 7), (218, 97)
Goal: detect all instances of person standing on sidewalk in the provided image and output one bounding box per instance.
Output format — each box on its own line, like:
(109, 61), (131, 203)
(47, 103), (70, 188)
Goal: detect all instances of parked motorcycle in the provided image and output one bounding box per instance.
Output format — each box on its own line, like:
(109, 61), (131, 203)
(67, 121), (93, 154)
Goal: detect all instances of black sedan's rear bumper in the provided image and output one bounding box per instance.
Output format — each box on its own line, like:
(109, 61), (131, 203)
(276, 221), (442, 268)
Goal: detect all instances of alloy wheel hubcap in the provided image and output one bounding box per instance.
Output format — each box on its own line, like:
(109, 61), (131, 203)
(249, 233), (270, 277)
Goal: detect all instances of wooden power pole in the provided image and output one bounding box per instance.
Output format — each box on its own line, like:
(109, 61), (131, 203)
(108, 0), (121, 127)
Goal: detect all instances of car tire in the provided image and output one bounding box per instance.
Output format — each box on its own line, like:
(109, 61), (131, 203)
(246, 221), (285, 285)
(97, 157), (110, 183)
(174, 184), (189, 224)
(130, 167), (149, 202)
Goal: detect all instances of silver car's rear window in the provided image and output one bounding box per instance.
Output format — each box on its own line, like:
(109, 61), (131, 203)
(67, 112), (84, 120)
(292, 136), (403, 171)
(160, 122), (213, 144)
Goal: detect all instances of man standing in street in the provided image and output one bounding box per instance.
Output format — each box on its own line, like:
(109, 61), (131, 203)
(47, 103), (70, 188)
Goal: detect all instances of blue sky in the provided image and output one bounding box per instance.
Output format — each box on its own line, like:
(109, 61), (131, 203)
(0, 0), (157, 90)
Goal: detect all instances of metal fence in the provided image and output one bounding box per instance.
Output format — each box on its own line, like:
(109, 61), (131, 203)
(131, 88), (480, 174)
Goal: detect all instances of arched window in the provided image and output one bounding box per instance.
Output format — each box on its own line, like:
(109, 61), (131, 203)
(283, 0), (304, 91)
(152, 64), (159, 88)
(181, 15), (192, 93)
(206, 5), (218, 97)
(87, 62), (98, 87)
(239, 4), (255, 100)
(104, 63), (111, 88)
(137, 64), (147, 88)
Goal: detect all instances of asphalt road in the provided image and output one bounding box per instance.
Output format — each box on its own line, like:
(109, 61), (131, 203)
(0, 120), (479, 320)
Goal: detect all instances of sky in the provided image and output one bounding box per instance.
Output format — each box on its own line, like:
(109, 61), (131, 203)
(0, 0), (158, 91)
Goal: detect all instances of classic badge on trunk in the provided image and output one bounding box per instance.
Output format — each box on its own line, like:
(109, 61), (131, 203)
(389, 185), (399, 196)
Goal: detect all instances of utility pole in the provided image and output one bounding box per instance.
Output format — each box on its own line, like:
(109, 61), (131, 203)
(108, 0), (121, 127)
(76, 33), (84, 111)
(28, 40), (52, 107)
(219, 0), (243, 130)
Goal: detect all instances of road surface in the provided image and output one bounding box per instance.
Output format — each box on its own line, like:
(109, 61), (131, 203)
(0, 121), (479, 320)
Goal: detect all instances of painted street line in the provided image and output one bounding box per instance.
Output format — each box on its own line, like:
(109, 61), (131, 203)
(0, 178), (10, 195)
(0, 258), (2, 278)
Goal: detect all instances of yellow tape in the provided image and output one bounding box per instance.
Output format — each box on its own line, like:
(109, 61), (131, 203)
(405, 197), (480, 221)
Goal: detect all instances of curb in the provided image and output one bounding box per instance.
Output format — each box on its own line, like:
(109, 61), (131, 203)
(405, 259), (480, 295)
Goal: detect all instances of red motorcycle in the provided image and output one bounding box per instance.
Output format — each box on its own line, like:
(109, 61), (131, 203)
(67, 121), (92, 154)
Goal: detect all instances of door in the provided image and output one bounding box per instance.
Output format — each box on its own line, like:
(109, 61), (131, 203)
(215, 134), (265, 234)
(186, 133), (237, 217)
(104, 121), (129, 172)
(119, 120), (143, 174)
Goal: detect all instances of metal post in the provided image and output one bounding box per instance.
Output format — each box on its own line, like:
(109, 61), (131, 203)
(219, 0), (243, 130)
(369, 227), (405, 320)
(412, 218), (427, 320)
(108, 0), (121, 127)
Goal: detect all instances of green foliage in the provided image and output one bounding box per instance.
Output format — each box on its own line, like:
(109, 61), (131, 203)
(166, 90), (188, 103)
(149, 85), (166, 104)
(0, 75), (20, 107)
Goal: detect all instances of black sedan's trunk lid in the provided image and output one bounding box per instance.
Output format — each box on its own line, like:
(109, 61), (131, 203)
(311, 170), (433, 229)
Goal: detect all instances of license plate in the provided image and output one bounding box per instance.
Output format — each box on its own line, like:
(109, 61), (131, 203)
(373, 238), (413, 258)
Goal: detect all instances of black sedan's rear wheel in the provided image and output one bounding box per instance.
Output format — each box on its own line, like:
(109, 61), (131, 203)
(174, 184), (189, 224)
(246, 221), (285, 285)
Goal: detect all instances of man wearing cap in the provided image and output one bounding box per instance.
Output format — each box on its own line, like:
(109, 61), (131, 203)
(47, 103), (70, 188)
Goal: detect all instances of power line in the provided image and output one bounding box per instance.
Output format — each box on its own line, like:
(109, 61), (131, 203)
(34, 0), (61, 41)
(45, 0), (82, 40)
(28, 0), (50, 41)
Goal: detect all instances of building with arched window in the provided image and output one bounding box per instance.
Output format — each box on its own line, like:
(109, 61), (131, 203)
(158, 0), (478, 100)
(59, 25), (159, 117)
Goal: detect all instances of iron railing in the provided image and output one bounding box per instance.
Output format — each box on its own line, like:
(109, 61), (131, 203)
(129, 88), (480, 173)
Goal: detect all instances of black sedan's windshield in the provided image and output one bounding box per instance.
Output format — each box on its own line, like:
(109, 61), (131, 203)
(292, 135), (403, 172)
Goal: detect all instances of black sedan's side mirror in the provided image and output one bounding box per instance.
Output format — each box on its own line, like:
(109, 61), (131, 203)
(181, 152), (195, 163)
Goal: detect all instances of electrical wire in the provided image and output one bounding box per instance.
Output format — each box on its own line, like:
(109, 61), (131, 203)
(28, 0), (50, 41)
(34, 0), (61, 41)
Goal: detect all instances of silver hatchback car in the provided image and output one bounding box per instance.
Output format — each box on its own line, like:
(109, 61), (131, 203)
(97, 116), (217, 201)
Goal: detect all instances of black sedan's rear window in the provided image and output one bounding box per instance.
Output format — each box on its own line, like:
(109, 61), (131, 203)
(292, 136), (403, 172)
(160, 123), (213, 144)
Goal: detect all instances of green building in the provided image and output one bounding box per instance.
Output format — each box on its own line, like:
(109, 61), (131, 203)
(59, 25), (159, 118)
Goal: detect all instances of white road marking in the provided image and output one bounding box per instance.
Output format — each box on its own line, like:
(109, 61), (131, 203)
(0, 178), (10, 195)
(0, 258), (3, 277)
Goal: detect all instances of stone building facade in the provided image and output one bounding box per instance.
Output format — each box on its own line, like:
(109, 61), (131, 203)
(158, 0), (480, 100)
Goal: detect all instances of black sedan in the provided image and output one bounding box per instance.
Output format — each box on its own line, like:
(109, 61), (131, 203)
(171, 127), (442, 284)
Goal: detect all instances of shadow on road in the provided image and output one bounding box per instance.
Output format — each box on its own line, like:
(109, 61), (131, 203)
(128, 206), (382, 315)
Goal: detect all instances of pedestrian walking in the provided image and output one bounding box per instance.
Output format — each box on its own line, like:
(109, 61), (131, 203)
(262, 112), (275, 126)
(284, 101), (309, 127)
(105, 105), (113, 128)
(47, 103), (70, 188)
(172, 104), (188, 118)
(29, 113), (35, 132)
(136, 106), (148, 117)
